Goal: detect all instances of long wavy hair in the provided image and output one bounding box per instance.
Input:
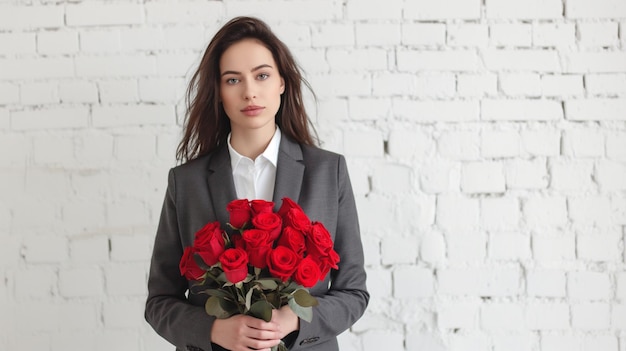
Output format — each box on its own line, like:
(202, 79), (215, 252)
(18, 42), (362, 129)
(176, 16), (318, 163)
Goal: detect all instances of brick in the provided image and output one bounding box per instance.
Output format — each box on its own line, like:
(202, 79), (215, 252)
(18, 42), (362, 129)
(75, 55), (156, 77)
(327, 49), (388, 72)
(365, 268), (392, 297)
(103, 301), (145, 328)
(75, 131), (114, 166)
(446, 231), (487, 263)
(482, 99), (563, 121)
(488, 232), (530, 260)
(541, 335), (582, 351)
(22, 235), (68, 263)
(566, 0), (626, 18)
(348, 97), (391, 121)
(93, 331), (140, 351)
(521, 128), (561, 156)
(542, 74), (584, 96)
(162, 26), (206, 50)
(490, 23), (532, 47)
(524, 196), (568, 227)
(20, 82), (59, 105)
(309, 73), (370, 97)
(356, 23), (401, 46)
(105, 264), (147, 296)
(447, 23), (489, 47)
(12, 107), (88, 130)
(438, 302), (479, 329)
(499, 73), (541, 96)
(404, 0), (481, 19)
(79, 29), (121, 53)
(457, 73), (498, 97)
(107, 199), (151, 227)
(568, 271), (611, 300)
(585, 74), (626, 95)
(461, 161), (506, 194)
(577, 229), (622, 262)
(526, 303), (570, 329)
(0, 83), (19, 105)
(505, 159), (548, 190)
(37, 30), (79, 55)
(120, 27), (163, 51)
(146, 0), (224, 23)
(63, 199), (107, 233)
(372, 163), (412, 193)
(483, 49), (561, 71)
(549, 160), (595, 191)
(14, 267), (56, 299)
(401, 23), (446, 46)
(59, 81), (98, 104)
(397, 50), (479, 71)
(59, 267), (103, 297)
(0, 33), (36, 55)
(569, 196), (612, 226)
(596, 160), (626, 191)
(57, 303), (99, 331)
(33, 134), (74, 166)
(0, 57), (74, 80)
(481, 197), (520, 230)
(362, 331), (404, 351)
(66, 3), (144, 26)
(486, 0), (562, 19)
(527, 270), (566, 297)
(69, 236), (109, 263)
(15, 302), (60, 332)
(492, 333), (535, 351)
(481, 130), (520, 158)
(388, 128), (434, 160)
(565, 98), (626, 121)
(0, 5), (64, 29)
(436, 195), (480, 232)
(438, 130), (481, 160)
(311, 23), (354, 47)
(613, 304), (626, 330)
(419, 162), (459, 193)
(563, 52), (626, 73)
(448, 334), (491, 351)
(115, 134), (156, 161)
(533, 23), (576, 47)
(372, 73), (414, 97)
(361, 236), (380, 266)
(572, 303), (610, 330)
(393, 267), (433, 298)
(420, 231), (445, 264)
(613, 197), (626, 225)
(294, 49), (328, 74)
(346, 0), (402, 19)
(406, 333), (446, 351)
(343, 130), (383, 157)
(584, 336), (618, 351)
(92, 105), (175, 127)
(438, 266), (521, 297)
(381, 236), (418, 265)
(98, 80), (138, 103)
(395, 100), (479, 122)
(481, 303), (525, 331)
(607, 131), (626, 161)
(110, 235), (153, 262)
(532, 231), (576, 262)
(578, 22), (619, 47)
(225, 1), (340, 21)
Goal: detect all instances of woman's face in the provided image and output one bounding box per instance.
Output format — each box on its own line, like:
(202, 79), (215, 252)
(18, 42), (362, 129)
(219, 38), (285, 136)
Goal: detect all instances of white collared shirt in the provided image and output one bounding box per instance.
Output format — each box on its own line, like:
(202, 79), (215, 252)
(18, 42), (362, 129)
(227, 127), (281, 201)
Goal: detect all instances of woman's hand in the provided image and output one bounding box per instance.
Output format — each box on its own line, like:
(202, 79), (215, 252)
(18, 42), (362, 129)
(211, 314), (282, 351)
(271, 305), (300, 338)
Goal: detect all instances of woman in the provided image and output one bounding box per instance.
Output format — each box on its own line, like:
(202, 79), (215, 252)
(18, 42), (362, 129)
(145, 17), (369, 351)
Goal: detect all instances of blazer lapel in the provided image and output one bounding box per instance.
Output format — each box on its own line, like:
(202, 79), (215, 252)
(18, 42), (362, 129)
(273, 136), (305, 211)
(206, 145), (237, 227)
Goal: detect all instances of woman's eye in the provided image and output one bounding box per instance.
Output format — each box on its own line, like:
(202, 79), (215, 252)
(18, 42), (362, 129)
(258, 73), (269, 80)
(226, 78), (239, 85)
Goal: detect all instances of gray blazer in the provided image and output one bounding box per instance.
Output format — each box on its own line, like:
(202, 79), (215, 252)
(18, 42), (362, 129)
(145, 136), (369, 351)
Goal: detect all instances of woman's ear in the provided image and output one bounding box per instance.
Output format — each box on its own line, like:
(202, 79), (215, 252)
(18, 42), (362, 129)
(280, 77), (285, 95)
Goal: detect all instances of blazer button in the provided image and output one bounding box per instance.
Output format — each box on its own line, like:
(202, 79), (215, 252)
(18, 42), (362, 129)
(300, 337), (320, 345)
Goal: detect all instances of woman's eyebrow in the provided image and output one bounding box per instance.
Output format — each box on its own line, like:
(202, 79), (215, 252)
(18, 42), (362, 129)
(221, 64), (273, 77)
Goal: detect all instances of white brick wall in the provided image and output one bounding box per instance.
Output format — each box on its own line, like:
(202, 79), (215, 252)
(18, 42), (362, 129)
(1, 1), (625, 350)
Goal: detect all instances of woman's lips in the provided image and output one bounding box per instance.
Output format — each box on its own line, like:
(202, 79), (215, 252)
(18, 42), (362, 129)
(241, 105), (265, 116)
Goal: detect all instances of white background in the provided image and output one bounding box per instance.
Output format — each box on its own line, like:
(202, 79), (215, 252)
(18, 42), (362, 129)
(1, 0), (626, 350)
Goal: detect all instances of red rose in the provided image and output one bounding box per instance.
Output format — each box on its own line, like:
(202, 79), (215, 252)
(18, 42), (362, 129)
(252, 212), (282, 241)
(230, 233), (245, 250)
(283, 208), (311, 233)
(250, 200), (274, 215)
(293, 256), (321, 288)
(194, 221), (226, 266)
(277, 197), (303, 218)
(219, 248), (249, 284)
(227, 199), (251, 229)
(179, 247), (205, 281)
(242, 229), (272, 268)
(277, 226), (306, 258)
(306, 221), (333, 258)
(317, 248), (340, 278)
(266, 246), (300, 282)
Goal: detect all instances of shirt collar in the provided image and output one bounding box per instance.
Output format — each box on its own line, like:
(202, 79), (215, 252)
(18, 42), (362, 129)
(228, 126), (281, 170)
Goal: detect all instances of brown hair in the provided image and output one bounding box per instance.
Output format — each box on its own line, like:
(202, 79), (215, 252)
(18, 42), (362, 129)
(176, 16), (317, 163)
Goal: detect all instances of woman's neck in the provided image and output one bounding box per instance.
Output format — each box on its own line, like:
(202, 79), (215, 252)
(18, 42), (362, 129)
(230, 124), (276, 160)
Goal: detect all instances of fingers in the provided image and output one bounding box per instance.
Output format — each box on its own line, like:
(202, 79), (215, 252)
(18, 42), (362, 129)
(211, 315), (282, 351)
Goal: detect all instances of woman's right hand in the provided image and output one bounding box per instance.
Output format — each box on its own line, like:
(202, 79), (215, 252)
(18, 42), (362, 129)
(211, 314), (282, 351)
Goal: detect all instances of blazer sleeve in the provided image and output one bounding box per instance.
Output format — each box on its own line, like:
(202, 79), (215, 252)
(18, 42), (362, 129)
(291, 155), (370, 349)
(145, 169), (217, 351)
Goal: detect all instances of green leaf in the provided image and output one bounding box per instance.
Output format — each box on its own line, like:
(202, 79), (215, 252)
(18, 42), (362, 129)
(288, 298), (313, 323)
(248, 300), (273, 322)
(205, 296), (234, 319)
(255, 278), (279, 290)
(200, 288), (233, 300)
(245, 285), (255, 310)
(292, 289), (319, 307)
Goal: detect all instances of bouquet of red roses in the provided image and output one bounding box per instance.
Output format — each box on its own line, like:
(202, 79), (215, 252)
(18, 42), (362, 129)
(179, 197), (340, 347)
